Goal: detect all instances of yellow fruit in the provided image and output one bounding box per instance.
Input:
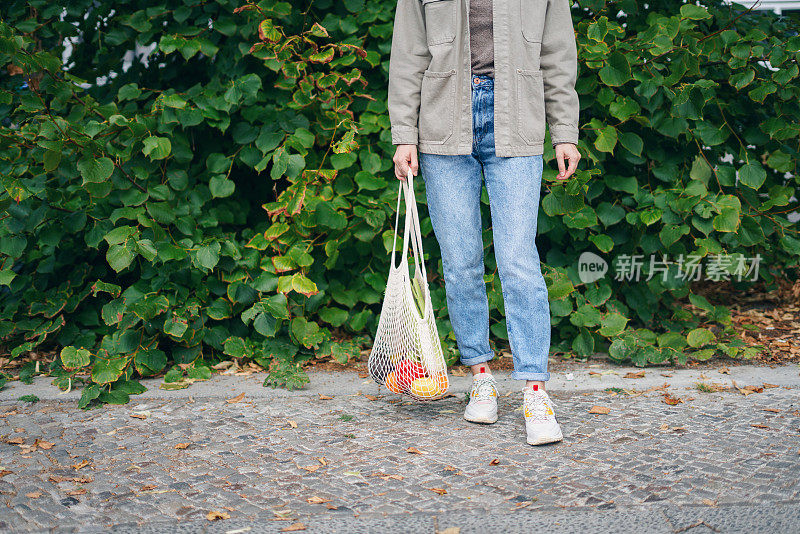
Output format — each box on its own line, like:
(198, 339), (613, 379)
(385, 371), (404, 394)
(410, 376), (438, 398)
(434, 373), (449, 395)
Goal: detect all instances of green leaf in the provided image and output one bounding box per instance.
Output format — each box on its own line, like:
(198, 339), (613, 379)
(209, 175), (236, 198)
(78, 157), (114, 184)
(106, 242), (135, 272)
(142, 136), (172, 160)
(738, 162), (767, 190)
(599, 52), (631, 86)
(61, 346), (91, 369)
(686, 328), (715, 347)
(92, 357), (128, 384)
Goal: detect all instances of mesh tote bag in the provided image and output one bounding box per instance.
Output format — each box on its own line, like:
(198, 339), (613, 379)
(368, 169), (449, 400)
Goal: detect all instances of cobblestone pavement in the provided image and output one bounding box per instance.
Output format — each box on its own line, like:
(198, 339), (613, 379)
(1, 381), (799, 533)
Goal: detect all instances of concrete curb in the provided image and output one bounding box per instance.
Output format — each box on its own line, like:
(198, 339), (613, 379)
(0, 364), (797, 403)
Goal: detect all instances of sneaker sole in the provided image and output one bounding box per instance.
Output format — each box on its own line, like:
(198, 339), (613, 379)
(526, 432), (563, 446)
(463, 413), (498, 424)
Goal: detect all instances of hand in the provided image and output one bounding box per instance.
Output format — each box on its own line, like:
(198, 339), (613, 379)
(393, 144), (418, 181)
(554, 143), (580, 181)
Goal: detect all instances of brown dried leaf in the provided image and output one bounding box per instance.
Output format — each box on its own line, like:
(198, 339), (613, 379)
(130, 413), (147, 420)
(288, 420), (298, 429)
(6, 437), (24, 445)
(428, 487), (447, 495)
(364, 395), (379, 401)
(174, 442), (191, 450)
(624, 370), (645, 379)
(588, 406), (611, 415)
(317, 457), (327, 466)
(662, 393), (683, 405)
(306, 496), (331, 504)
(318, 394), (333, 400)
(72, 459), (90, 470)
(34, 439), (54, 450)
(141, 484), (157, 491)
(701, 498), (717, 506)
(226, 392), (246, 403)
(206, 510), (230, 521)
(66, 488), (87, 496)
(763, 408), (781, 413)
(718, 367), (730, 374)
(281, 523), (307, 532)
(751, 424), (770, 430)
(26, 491), (42, 498)
(763, 383), (779, 389)
(0, 470), (12, 478)
(299, 465), (320, 472)
(405, 447), (424, 454)
(489, 458), (500, 465)
(381, 474), (404, 481)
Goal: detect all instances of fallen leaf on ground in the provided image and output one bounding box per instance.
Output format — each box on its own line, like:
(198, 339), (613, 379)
(364, 395), (379, 401)
(318, 394), (333, 400)
(0, 470), (12, 478)
(281, 523), (306, 532)
(226, 392), (246, 403)
(299, 465), (320, 472)
(206, 510), (230, 521)
(428, 487), (447, 495)
(701, 499), (717, 506)
(49, 475), (92, 484)
(66, 488), (87, 496)
(6, 437), (24, 445)
(140, 484), (157, 491)
(406, 447), (424, 454)
(306, 496), (331, 504)
(763, 408), (780, 413)
(763, 383), (779, 389)
(381, 474), (404, 480)
(174, 443), (191, 449)
(624, 370), (645, 379)
(72, 460), (90, 470)
(662, 393), (683, 405)
(317, 457), (327, 466)
(751, 424), (770, 430)
(130, 413), (148, 420)
(489, 458), (500, 465)
(718, 367), (730, 374)
(438, 528), (461, 534)
(25, 492), (42, 498)
(660, 372), (673, 377)
(287, 420), (298, 428)
(588, 406), (611, 415)
(358, 372), (369, 379)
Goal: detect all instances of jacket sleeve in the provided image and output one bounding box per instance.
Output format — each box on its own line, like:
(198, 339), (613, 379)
(540, 0), (580, 147)
(387, 0), (432, 146)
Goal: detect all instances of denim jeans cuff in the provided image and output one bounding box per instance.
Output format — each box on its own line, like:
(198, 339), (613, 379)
(510, 371), (550, 382)
(460, 351), (495, 367)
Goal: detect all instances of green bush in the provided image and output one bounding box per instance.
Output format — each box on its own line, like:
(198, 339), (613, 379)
(0, 0), (798, 406)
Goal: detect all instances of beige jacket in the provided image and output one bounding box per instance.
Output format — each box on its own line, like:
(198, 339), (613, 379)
(387, 0), (580, 157)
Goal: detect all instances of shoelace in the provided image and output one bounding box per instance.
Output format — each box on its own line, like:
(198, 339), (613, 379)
(471, 376), (496, 402)
(523, 391), (553, 422)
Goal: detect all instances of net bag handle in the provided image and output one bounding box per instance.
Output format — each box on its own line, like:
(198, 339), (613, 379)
(390, 168), (428, 285)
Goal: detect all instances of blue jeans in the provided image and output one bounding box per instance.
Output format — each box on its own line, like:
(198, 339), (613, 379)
(418, 73), (551, 382)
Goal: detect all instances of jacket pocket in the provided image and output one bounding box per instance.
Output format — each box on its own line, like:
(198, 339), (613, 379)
(520, 0), (546, 43)
(516, 68), (546, 144)
(421, 0), (457, 46)
(419, 69), (457, 144)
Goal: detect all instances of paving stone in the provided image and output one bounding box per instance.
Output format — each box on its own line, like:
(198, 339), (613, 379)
(1, 387), (799, 532)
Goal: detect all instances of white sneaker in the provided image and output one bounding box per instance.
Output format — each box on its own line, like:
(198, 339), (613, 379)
(463, 372), (498, 424)
(523, 386), (563, 445)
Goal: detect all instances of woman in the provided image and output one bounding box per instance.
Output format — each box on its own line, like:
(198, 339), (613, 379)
(387, 0), (581, 445)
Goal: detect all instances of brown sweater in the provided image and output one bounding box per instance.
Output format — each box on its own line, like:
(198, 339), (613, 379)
(469, 0), (495, 77)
